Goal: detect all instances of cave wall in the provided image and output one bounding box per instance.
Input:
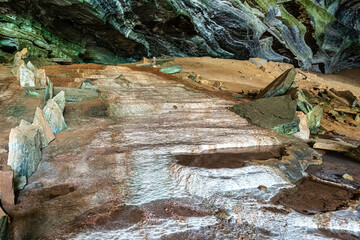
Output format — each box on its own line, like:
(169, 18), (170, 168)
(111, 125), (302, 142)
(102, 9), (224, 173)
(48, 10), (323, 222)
(0, 0), (359, 73)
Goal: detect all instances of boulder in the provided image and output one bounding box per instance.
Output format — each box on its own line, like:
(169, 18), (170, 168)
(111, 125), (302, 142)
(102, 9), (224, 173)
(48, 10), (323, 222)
(159, 65), (182, 74)
(43, 99), (67, 133)
(33, 107), (55, 148)
(17, 61), (35, 87)
(293, 111), (310, 140)
(231, 95), (300, 134)
(307, 105), (323, 134)
(79, 79), (98, 92)
(0, 165), (14, 207)
(7, 123), (42, 189)
(256, 68), (296, 99)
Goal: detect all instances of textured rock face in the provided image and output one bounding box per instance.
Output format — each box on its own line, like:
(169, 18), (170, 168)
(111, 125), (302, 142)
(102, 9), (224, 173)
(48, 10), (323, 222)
(1, 0), (359, 72)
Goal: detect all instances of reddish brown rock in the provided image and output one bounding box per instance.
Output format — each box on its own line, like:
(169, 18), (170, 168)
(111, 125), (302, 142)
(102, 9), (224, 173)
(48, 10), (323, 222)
(0, 165), (14, 207)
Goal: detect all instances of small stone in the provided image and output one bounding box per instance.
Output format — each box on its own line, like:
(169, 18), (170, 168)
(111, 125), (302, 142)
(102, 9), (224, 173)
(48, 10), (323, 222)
(345, 145), (360, 162)
(0, 164), (15, 206)
(307, 105), (323, 134)
(43, 99), (67, 134)
(7, 123), (42, 189)
(342, 173), (354, 182)
(213, 81), (222, 88)
(329, 88), (358, 107)
(293, 111), (310, 140)
(256, 68), (296, 99)
(159, 65), (182, 74)
(17, 61), (35, 87)
(199, 80), (209, 85)
(79, 79), (98, 92)
(33, 107), (55, 148)
(258, 185), (268, 192)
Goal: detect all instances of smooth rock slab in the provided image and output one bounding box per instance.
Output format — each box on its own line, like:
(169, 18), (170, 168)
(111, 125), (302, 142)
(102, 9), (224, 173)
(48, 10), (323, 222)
(33, 107), (55, 148)
(7, 123), (41, 189)
(43, 99), (67, 133)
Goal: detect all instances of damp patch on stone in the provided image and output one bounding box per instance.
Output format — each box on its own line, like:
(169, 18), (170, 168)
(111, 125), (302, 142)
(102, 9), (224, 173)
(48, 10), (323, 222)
(174, 146), (284, 169)
(271, 178), (359, 215)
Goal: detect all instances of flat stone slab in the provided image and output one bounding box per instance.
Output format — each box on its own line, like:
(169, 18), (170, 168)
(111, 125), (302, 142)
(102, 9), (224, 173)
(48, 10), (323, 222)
(25, 87), (98, 102)
(159, 65), (182, 74)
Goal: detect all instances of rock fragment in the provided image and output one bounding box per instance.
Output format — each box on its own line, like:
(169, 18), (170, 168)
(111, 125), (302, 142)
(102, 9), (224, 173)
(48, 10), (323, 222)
(249, 58), (267, 68)
(11, 48), (29, 75)
(231, 95), (299, 134)
(0, 207), (10, 240)
(345, 145), (360, 162)
(312, 138), (356, 152)
(7, 122), (42, 190)
(0, 165), (14, 207)
(33, 107), (55, 148)
(307, 105), (323, 134)
(44, 77), (54, 104)
(79, 79), (98, 92)
(328, 88), (358, 107)
(293, 111), (310, 140)
(256, 68), (296, 99)
(43, 98), (67, 134)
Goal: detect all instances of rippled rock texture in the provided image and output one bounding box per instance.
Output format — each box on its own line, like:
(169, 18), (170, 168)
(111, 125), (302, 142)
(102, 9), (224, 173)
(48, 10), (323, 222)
(1, 0), (360, 72)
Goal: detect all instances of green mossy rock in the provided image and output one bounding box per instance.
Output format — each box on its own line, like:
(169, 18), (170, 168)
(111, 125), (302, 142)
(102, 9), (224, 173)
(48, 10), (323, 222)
(307, 105), (323, 134)
(256, 68), (297, 99)
(232, 95), (300, 135)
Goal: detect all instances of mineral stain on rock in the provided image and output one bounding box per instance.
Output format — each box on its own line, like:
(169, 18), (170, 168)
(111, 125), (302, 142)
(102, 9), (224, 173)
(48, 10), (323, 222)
(271, 178), (359, 215)
(175, 146), (284, 169)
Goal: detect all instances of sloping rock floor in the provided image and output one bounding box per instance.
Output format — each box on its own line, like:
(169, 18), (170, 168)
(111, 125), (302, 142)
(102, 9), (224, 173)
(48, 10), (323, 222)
(0, 64), (359, 239)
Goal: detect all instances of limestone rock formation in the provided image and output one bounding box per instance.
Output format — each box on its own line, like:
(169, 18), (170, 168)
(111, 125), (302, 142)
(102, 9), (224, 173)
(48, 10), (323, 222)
(0, 165), (14, 207)
(1, 0), (359, 72)
(17, 61), (35, 87)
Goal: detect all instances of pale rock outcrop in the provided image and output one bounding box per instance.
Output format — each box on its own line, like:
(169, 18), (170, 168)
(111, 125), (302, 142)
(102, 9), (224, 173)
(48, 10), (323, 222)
(11, 48), (29, 75)
(17, 61), (35, 87)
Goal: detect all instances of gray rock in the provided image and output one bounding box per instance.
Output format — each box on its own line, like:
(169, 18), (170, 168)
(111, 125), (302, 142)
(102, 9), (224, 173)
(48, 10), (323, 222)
(249, 58), (267, 68)
(7, 122), (42, 188)
(232, 95), (300, 135)
(43, 99), (67, 134)
(53, 91), (66, 112)
(159, 65), (182, 74)
(33, 107), (55, 148)
(256, 68), (297, 99)
(79, 79), (98, 92)
(44, 77), (54, 105)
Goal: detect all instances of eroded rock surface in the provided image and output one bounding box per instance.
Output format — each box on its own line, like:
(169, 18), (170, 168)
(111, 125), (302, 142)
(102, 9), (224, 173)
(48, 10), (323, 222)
(0, 64), (358, 239)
